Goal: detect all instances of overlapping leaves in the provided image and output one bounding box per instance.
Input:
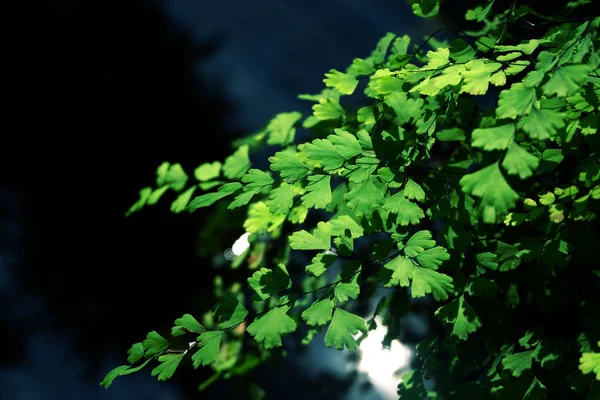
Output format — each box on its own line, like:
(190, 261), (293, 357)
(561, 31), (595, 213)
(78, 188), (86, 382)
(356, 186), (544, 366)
(107, 4), (600, 399)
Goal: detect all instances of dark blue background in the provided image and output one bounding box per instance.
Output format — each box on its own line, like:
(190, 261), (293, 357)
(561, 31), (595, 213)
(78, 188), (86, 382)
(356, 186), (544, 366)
(2, 1), (443, 399)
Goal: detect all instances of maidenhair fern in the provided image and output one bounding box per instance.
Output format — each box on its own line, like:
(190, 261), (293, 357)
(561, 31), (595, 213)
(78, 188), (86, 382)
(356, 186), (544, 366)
(103, 1), (600, 398)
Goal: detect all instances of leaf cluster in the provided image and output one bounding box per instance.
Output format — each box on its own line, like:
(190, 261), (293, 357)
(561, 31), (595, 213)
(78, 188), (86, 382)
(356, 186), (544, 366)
(105, 1), (600, 398)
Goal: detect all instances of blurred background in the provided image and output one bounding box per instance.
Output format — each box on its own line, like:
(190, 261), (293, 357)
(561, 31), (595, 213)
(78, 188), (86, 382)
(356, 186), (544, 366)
(1, 0), (450, 398)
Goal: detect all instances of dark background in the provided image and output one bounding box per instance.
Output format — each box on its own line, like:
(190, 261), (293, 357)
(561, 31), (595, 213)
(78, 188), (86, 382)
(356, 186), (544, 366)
(1, 0), (444, 399)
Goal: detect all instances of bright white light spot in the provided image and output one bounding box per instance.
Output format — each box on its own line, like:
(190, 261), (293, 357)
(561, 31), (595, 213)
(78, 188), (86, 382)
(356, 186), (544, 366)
(355, 316), (412, 399)
(231, 232), (251, 256)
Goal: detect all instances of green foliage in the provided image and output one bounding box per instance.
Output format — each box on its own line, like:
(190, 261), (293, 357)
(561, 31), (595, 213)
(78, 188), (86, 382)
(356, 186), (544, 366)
(192, 331), (224, 367)
(151, 353), (185, 381)
(171, 314), (205, 337)
(580, 345), (600, 380)
(105, 1), (600, 398)
(324, 308), (367, 351)
(246, 307), (297, 349)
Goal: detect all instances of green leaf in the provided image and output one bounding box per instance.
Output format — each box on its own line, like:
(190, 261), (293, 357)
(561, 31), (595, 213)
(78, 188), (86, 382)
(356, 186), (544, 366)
(142, 331), (169, 356)
(542, 149), (564, 167)
(125, 187), (152, 216)
(247, 264), (291, 300)
(384, 92), (424, 125)
(579, 343), (600, 380)
(245, 202), (275, 232)
(411, 0), (440, 17)
(425, 47), (450, 69)
(223, 145), (251, 180)
(369, 32), (396, 64)
(411, 267), (454, 301)
(415, 246), (450, 270)
(304, 138), (345, 171)
(347, 58), (375, 76)
(306, 252), (337, 277)
(301, 175), (332, 209)
(496, 84), (536, 119)
(334, 262), (361, 303)
(523, 70), (545, 87)
(495, 39), (539, 54)
(340, 157), (379, 184)
(460, 163), (519, 223)
(151, 353), (185, 381)
(435, 296), (482, 340)
(517, 109), (566, 140)
(397, 369), (428, 399)
(186, 182), (242, 211)
(503, 350), (534, 377)
(357, 129), (374, 150)
(465, 1), (494, 21)
(192, 331), (224, 368)
(100, 358), (153, 388)
(383, 255), (414, 287)
(460, 59), (503, 95)
(330, 215), (364, 239)
(543, 65), (591, 97)
(171, 314), (205, 337)
(490, 70), (507, 86)
(423, 64), (466, 93)
(324, 308), (367, 351)
(199, 181), (223, 191)
(267, 183), (294, 214)
(383, 193), (424, 226)
(496, 241), (527, 271)
(329, 129), (362, 159)
(147, 186), (169, 205)
(289, 221), (332, 250)
(121, 359), (153, 376)
(170, 186), (196, 214)
(539, 192), (556, 205)
(269, 150), (310, 180)
(477, 252), (499, 270)
(472, 124), (515, 150)
(126, 343), (144, 364)
(266, 111), (302, 146)
(357, 107), (377, 131)
(244, 202), (285, 233)
(437, 128), (466, 141)
(194, 162), (221, 182)
(156, 162), (188, 191)
(411, 77), (441, 99)
(100, 365), (130, 388)
(496, 52), (521, 62)
(404, 230), (436, 257)
(313, 97), (344, 120)
(502, 143), (540, 179)
(390, 34), (410, 58)
(370, 74), (405, 95)
(214, 292), (249, 329)
(324, 69), (359, 95)
(344, 177), (385, 218)
(247, 307), (297, 349)
(518, 329), (542, 350)
(504, 60), (530, 76)
(378, 167), (403, 188)
(302, 298), (335, 326)
(243, 169), (275, 188)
